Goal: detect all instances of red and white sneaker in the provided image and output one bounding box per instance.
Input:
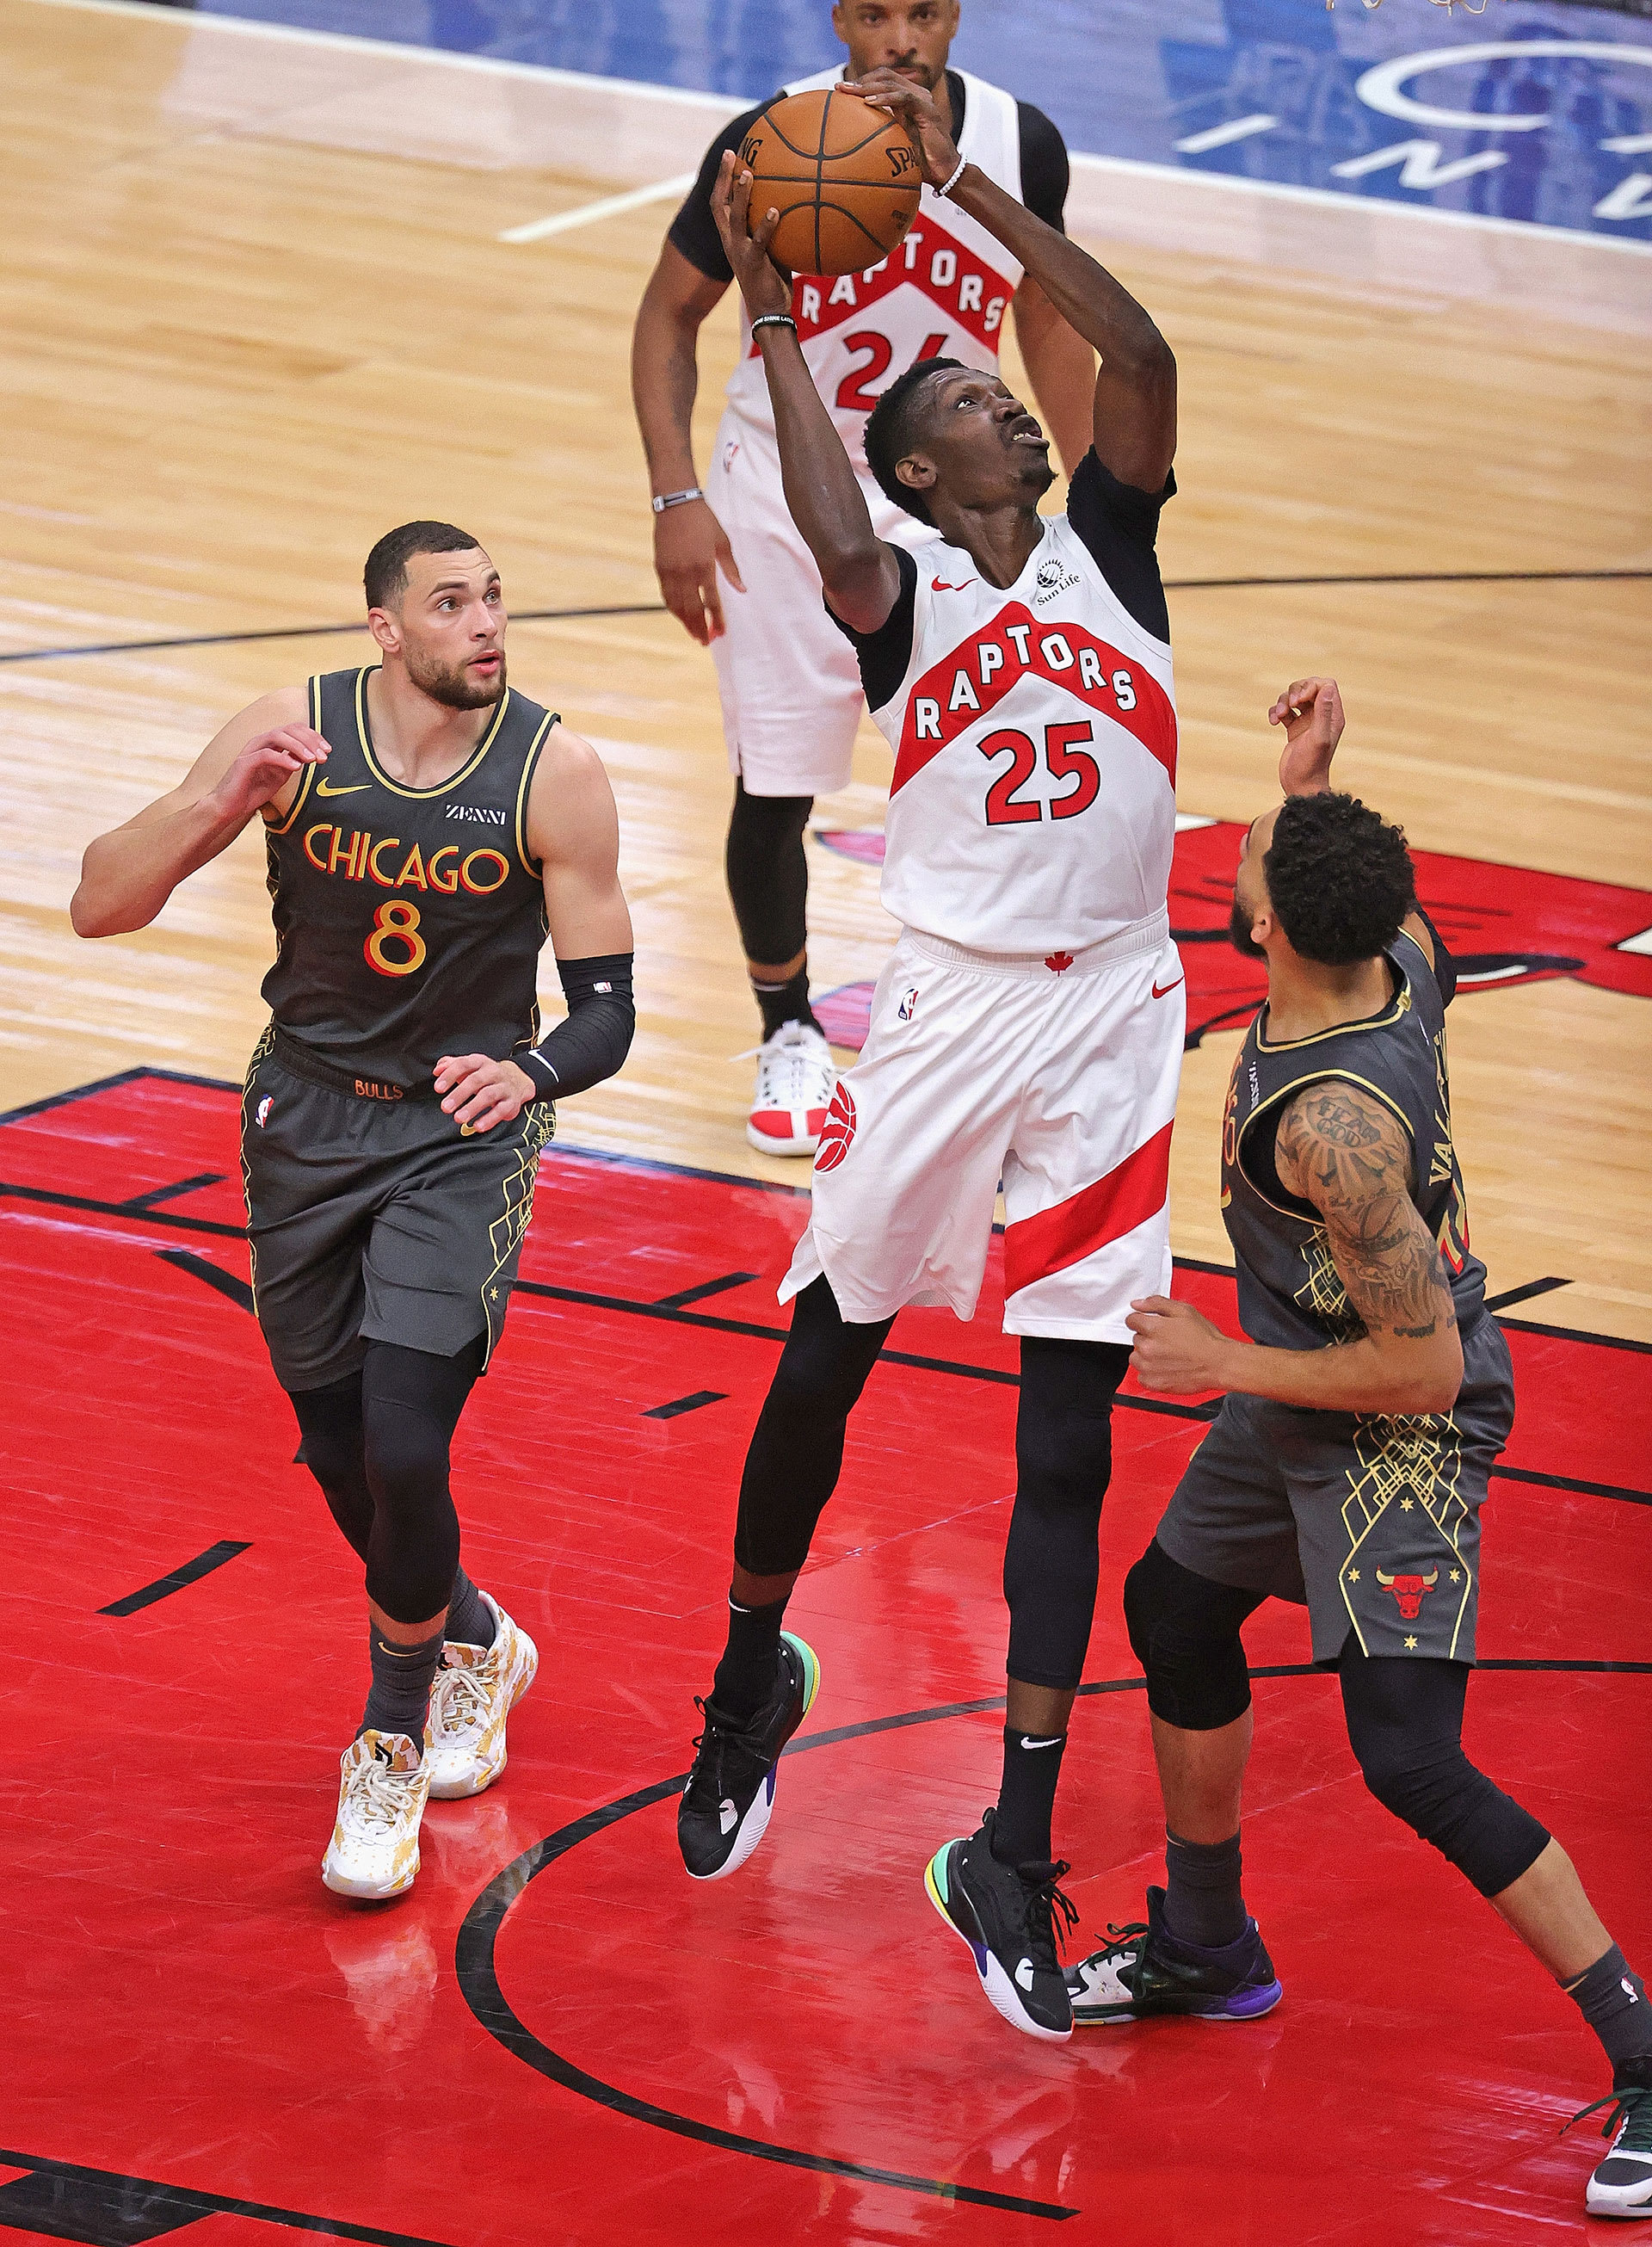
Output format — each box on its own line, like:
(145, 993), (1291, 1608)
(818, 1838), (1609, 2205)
(744, 1022), (835, 1157)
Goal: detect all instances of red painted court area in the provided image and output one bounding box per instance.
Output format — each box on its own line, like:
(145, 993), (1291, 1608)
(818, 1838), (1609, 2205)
(3, 1071), (1649, 2247)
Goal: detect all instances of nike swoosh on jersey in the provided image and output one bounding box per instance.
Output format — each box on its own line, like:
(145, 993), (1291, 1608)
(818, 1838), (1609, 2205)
(1152, 978), (1185, 999)
(933, 579), (977, 593)
(315, 779), (370, 797)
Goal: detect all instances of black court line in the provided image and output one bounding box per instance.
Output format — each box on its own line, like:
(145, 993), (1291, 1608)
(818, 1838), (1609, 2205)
(3, 572), (1647, 668)
(456, 1653), (1649, 2225)
(121, 1171), (227, 1213)
(655, 1270), (758, 1310)
(1484, 1276), (1570, 1313)
(642, 1390), (728, 1419)
(156, 1246), (254, 1311)
(0, 2148), (458, 2247)
(98, 1540), (251, 1617)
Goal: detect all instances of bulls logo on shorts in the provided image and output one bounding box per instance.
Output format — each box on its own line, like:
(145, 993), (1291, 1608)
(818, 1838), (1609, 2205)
(815, 1081), (857, 1173)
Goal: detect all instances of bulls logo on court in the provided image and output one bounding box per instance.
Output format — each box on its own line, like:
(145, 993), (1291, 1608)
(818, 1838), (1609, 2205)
(1376, 1566), (1439, 1620)
(815, 1082), (857, 1173)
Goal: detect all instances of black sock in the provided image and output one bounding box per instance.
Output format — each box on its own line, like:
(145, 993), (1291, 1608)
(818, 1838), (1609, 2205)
(360, 1623), (445, 1750)
(750, 966), (821, 1042)
(1564, 1945), (1652, 2076)
(711, 1596), (788, 1722)
(991, 1724), (1068, 1867)
(445, 1565), (496, 1651)
(1162, 1829), (1248, 1948)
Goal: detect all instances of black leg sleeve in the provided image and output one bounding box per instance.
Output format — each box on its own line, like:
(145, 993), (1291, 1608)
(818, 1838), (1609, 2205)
(1340, 1646), (1550, 1898)
(725, 780), (812, 965)
(733, 1276), (893, 1576)
(1002, 1338), (1131, 1690)
(290, 1372), (374, 1562)
(1122, 1538), (1267, 1731)
(358, 1336), (484, 1626)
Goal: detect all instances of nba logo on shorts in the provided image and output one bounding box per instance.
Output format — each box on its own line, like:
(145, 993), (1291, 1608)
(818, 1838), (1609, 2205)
(815, 1082), (857, 1172)
(256, 1096), (272, 1127)
(897, 985), (919, 1022)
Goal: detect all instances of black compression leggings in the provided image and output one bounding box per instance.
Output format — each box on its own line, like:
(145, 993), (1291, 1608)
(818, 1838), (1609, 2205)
(290, 1336), (484, 1625)
(734, 1284), (1129, 1692)
(725, 780), (812, 966)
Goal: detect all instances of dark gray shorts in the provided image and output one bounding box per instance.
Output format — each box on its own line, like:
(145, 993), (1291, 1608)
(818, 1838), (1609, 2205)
(240, 1028), (556, 1392)
(1154, 1316), (1514, 1664)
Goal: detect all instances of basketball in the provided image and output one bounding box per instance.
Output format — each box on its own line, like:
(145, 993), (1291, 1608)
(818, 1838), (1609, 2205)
(738, 87), (922, 277)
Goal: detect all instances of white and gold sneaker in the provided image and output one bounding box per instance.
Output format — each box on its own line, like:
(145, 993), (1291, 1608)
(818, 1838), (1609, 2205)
(425, 1594), (539, 1800)
(320, 1731), (430, 1900)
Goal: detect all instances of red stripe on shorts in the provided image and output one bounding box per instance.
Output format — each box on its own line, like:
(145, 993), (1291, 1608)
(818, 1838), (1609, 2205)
(1003, 1120), (1174, 1297)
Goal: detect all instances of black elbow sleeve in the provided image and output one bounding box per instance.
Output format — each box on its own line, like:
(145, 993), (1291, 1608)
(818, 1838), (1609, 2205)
(516, 952), (635, 1101)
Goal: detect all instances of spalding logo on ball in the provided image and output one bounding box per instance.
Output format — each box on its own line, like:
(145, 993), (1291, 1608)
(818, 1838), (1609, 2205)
(814, 1080), (858, 1171)
(739, 89), (922, 277)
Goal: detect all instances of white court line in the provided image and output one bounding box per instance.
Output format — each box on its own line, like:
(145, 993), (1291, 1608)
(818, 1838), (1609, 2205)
(26, 0), (1652, 259)
(500, 174), (696, 245)
(1174, 114), (1277, 156)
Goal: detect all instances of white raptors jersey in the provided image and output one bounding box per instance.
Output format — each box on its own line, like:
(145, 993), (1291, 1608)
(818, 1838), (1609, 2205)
(867, 512), (1178, 954)
(723, 67), (1026, 476)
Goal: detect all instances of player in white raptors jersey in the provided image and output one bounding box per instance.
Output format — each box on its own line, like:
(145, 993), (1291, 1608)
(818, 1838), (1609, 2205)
(674, 68), (1184, 2048)
(632, 0), (1094, 1157)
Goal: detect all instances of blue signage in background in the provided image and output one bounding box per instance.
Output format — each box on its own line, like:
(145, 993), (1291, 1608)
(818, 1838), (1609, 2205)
(169, 0), (1652, 242)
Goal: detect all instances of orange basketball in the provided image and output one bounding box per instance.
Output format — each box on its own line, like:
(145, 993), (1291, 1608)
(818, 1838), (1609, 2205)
(737, 88), (922, 278)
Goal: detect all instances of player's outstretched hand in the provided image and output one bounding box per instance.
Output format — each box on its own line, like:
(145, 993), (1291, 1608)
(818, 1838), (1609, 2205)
(1268, 676), (1345, 798)
(841, 68), (960, 190)
(209, 725), (329, 824)
(711, 150), (792, 321)
(655, 496), (744, 645)
(435, 1053), (538, 1135)
(1126, 1296), (1238, 1394)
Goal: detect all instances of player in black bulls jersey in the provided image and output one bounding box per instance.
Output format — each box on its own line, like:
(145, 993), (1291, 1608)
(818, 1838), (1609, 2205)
(71, 522), (635, 1903)
(1060, 677), (1652, 2223)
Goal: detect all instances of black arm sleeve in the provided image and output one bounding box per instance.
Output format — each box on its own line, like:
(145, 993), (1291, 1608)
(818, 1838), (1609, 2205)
(666, 102), (772, 284)
(516, 954), (636, 1101)
(1064, 450), (1175, 643)
(824, 546), (919, 713)
(1411, 907), (1458, 1007)
(1016, 101), (1069, 233)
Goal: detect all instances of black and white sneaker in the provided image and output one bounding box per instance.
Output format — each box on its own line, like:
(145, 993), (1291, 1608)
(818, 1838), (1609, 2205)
(1570, 2068), (1652, 2219)
(1064, 1884), (1282, 2025)
(677, 1633), (820, 1881)
(924, 1811), (1079, 2043)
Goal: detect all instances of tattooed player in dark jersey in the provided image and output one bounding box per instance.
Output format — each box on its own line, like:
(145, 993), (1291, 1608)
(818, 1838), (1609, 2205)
(1060, 677), (1652, 2222)
(72, 522), (634, 1902)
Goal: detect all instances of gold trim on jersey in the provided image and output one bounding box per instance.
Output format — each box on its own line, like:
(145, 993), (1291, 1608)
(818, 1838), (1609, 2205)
(476, 1100), (558, 1363)
(1254, 952), (1414, 1055)
(353, 667), (511, 799)
(263, 678), (322, 836)
(514, 709), (558, 878)
(1336, 1406), (1474, 1659)
(1233, 1067), (1418, 1224)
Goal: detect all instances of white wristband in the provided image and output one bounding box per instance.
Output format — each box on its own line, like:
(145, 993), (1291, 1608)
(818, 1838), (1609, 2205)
(936, 154), (968, 199)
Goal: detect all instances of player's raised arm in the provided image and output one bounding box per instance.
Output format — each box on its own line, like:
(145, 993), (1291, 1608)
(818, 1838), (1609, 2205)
(851, 69), (1175, 493)
(71, 688), (327, 939)
(711, 151), (904, 634)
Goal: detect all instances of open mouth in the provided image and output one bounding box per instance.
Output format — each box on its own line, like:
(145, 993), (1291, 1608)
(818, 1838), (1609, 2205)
(1005, 411), (1047, 448)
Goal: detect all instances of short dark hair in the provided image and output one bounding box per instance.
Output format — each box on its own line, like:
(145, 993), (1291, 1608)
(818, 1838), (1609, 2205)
(864, 358), (965, 526)
(1262, 791), (1416, 966)
(364, 521), (484, 610)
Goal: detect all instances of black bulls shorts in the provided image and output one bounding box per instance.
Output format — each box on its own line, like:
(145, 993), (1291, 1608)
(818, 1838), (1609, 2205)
(241, 1029), (556, 1392)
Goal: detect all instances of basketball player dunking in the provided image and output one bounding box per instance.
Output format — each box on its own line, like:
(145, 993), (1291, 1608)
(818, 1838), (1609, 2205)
(632, 0), (1094, 1157)
(71, 524), (635, 1902)
(1062, 678), (1652, 2221)
(674, 77), (1182, 2044)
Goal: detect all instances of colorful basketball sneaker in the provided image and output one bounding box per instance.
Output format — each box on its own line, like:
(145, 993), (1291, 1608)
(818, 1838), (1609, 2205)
(425, 1593), (539, 1800)
(1064, 1885), (1282, 2025)
(678, 1632), (820, 1880)
(744, 1022), (835, 1157)
(320, 1732), (431, 1900)
(924, 1811), (1079, 2043)
(1571, 2066), (1652, 2219)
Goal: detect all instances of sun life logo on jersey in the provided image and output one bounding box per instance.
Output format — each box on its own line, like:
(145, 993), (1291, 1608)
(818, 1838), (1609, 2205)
(256, 1096), (273, 1128)
(1033, 557), (1079, 606)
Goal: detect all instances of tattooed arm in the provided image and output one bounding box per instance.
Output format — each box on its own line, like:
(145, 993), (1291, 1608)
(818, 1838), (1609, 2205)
(1126, 1081), (1464, 1415)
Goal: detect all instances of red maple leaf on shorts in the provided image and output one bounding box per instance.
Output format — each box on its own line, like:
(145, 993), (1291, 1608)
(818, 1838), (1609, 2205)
(1045, 951), (1075, 973)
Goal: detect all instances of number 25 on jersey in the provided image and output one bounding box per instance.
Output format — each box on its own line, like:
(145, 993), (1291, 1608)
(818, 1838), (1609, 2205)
(981, 719), (1105, 827)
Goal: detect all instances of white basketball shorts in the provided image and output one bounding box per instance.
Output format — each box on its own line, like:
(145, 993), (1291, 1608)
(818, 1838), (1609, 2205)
(781, 913), (1186, 1343)
(706, 411), (935, 799)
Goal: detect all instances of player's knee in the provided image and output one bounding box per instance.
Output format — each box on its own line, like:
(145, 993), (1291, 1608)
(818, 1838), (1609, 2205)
(1124, 1540), (1254, 1732)
(361, 1398), (452, 1511)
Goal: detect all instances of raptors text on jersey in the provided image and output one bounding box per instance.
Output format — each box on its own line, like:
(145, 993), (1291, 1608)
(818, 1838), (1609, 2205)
(867, 522), (1178, 954)
(721, 68), (1026, 473)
